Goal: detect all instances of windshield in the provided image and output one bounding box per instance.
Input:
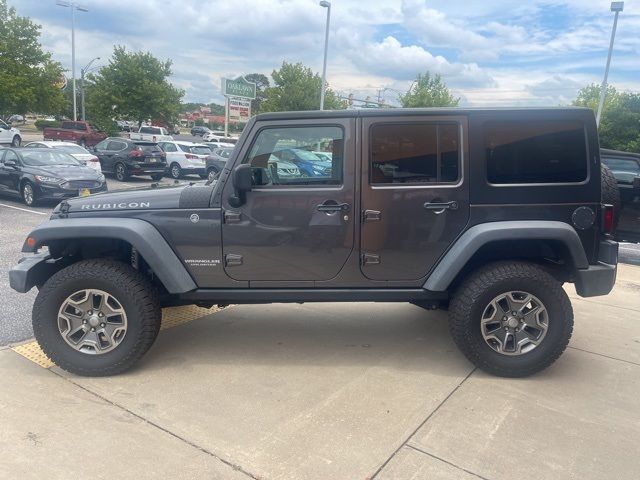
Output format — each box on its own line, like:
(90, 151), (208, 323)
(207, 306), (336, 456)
(53, 145), (90, 155)
(216, 148), (233, 158)
(190, 146), (212, 155)
(21, 150), (81, 166)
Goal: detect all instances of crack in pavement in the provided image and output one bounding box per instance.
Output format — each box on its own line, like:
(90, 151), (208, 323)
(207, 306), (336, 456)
(404, 444), (492, 480)
(370, 368), (477, 479)
(49, 369), (262, 480)
(568, 345), (640, 367)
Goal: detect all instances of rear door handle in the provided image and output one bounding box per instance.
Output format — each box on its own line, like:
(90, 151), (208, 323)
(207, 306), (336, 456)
(424, 201), (459, 214)
(317, 202), (350, 213)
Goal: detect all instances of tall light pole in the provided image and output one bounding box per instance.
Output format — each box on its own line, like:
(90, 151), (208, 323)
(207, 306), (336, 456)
(81, 57), (100, 121)
(56, 1), (89, 121)
(319, 1), (331, 110)
(596, 1), (624, 127)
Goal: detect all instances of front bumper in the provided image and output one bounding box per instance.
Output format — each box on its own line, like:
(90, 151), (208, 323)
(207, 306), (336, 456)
(574, 240), (618, 297)
(36, 182), (108, 201)
(9, 253), (71, 293)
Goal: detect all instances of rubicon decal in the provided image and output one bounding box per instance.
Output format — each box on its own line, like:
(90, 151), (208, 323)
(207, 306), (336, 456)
(81, 202), (151, 210)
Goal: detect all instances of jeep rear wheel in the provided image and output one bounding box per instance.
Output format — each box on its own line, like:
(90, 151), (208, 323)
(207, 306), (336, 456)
(449, 261), (573, 377)
(32, 259), (161, 376)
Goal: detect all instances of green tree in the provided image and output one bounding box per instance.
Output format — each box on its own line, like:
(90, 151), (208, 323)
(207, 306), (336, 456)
(399, 72), (459, 108)
(86, 46), (184, 128)
(244, 73), (269, 113)
(0, 0), (66, 117)
(261, 62), (341, 112)
(573, 84), (640, 152)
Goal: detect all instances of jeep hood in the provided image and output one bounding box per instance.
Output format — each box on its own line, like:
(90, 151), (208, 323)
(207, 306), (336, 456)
(55, 182), (214, 215)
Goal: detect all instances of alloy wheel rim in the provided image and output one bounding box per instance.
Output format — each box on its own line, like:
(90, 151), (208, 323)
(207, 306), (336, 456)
(172, 165), (180, 178)
(57, 289), (128, 355)
(208, 169), (218, 182)
(23, 184), (34, 205)
(480, 291), (548, 356)
(116, 165), (124, 180)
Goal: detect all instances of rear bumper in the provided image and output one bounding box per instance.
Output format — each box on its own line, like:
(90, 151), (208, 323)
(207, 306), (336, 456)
(574, 240), (618, 297)
(9, 253), (70, 293)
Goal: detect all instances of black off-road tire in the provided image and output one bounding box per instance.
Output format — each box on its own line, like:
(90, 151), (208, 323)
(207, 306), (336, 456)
(449, 261), (573, 377)
(11, 135), (21, 147)
(32, 259), (161, 376)
(601, 163), (621, 228)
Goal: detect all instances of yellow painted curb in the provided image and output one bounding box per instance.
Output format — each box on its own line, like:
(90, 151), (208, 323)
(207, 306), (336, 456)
(11, 305), (229, 369)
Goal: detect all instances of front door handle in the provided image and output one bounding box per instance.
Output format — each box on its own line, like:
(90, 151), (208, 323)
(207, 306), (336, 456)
(317, 202), (350, 213)
(424, 200), (459, 214)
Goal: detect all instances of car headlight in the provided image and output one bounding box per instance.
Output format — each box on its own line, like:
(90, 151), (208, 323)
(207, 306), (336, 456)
(34, 175), (64, 184)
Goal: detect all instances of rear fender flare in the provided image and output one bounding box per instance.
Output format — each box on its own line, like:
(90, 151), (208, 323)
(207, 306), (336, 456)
(424, 221), (589, 292)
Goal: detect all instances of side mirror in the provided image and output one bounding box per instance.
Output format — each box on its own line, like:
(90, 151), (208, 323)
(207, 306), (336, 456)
(228, 164), (252, 208)
(4, 160), (17, 168)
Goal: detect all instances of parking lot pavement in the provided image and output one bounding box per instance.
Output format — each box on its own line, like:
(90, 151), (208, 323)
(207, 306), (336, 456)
(1, 281), (640, 479)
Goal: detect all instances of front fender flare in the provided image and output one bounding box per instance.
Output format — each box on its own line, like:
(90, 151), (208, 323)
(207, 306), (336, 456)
(424, 221), (589, 292)
(22, 218), (197, 294)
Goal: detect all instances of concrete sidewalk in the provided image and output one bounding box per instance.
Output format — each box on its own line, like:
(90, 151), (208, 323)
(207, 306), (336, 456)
(1, 266), (639, 479)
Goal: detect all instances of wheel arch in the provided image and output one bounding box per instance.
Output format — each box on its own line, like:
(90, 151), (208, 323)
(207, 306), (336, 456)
(424, 221), (589, 292)
(21, 218), (197, 294)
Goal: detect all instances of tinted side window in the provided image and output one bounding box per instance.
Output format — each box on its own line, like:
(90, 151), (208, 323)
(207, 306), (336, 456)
(162, 143), (178, 152)
(106, 140), (126, 151)
(370, 123), (460, 184)
(603, 157), (640, 173)
(61, 122), (74, 130)
(485, 120), (587, 184)
(95, 140), (108, 151)
(245, 126), (344, 186)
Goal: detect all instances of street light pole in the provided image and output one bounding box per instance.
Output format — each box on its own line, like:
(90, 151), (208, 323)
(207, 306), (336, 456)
(56, 1), (89, 121)
(319, 1), (331, 110)
(596, 1), (624, 127)
(81, 57), (100, 121)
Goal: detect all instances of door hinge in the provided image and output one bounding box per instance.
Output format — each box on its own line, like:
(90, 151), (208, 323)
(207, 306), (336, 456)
(361, 253), (380, 266)
(223, 211), (241, 224)
(362, 209), (382, 223)
(224, 254), (243, 267)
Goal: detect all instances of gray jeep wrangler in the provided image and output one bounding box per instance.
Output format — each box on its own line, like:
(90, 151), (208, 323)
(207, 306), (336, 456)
(10, 107), (618, 377)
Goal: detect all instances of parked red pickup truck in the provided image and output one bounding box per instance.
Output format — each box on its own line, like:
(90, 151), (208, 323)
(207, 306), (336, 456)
(43, 121), (107, 147)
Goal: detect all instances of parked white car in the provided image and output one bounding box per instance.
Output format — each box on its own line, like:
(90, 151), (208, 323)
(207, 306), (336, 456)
(0, 119), (21, 147)
(24, 141), (102, 172)
(202, 131), (237, 144)
(157, 141), (211, 179)
(203, 141), (235, 150)
(129, 126), (173, 142)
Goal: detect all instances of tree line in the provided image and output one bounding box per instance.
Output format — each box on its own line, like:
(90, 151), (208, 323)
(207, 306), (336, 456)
(1, 0), (638, 152)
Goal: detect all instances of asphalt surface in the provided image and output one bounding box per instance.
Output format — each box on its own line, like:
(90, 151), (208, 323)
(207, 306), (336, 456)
(1, 172), (640, 346)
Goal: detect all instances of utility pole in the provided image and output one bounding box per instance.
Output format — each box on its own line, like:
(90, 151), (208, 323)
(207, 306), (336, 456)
(596, 2), (624, 127)
(319, 1), (331, 110)
(56, 1), (89, 121)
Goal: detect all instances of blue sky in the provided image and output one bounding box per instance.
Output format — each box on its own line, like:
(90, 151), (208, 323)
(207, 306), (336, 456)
(11, 0), (640, 106)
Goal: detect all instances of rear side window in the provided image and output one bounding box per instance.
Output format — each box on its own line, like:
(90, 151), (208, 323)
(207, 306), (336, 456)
(137, 143), (162, 153)
(485, 120), (587, 184)
(370, 122), (460, 184)
(106, 140), (127, 151)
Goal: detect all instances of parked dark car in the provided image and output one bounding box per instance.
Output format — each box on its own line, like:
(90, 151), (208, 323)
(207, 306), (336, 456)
(0, 147), (107, 206)
(205, 146), (233, 182)
(94, 138), (167, 181)
(190, 126), (210, 137)
(601, 148), (640, 242)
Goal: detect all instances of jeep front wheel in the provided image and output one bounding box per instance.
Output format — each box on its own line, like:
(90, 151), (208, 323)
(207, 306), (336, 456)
(32, 259), (161, 376)
(449, 261), (573, 377)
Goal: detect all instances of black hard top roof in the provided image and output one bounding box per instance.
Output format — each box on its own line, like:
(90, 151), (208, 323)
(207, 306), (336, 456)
(254, 106), (594, 121)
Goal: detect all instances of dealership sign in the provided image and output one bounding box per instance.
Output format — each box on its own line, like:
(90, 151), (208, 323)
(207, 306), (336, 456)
(228, 98), (251, 122)
(222, 77), (257, 99)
